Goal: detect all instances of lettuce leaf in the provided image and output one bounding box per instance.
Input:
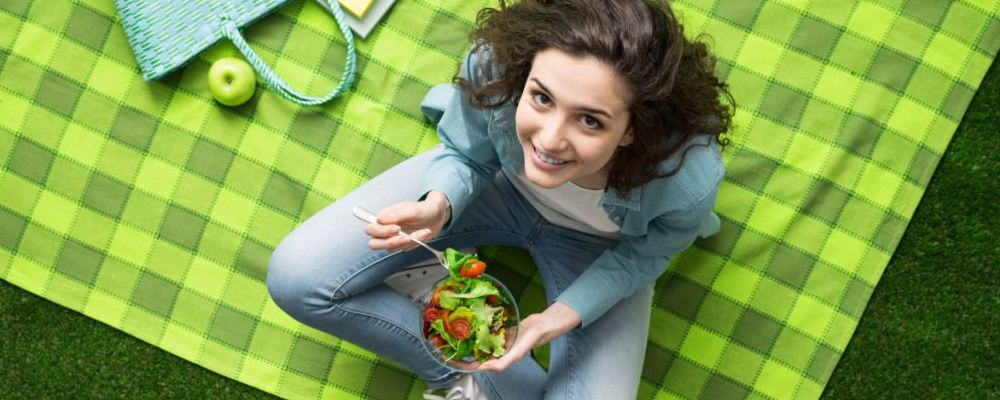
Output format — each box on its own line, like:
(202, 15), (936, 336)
(447, 279), (499, 299)
(491, 307), (507, 331)
(470, 301), (506, 357)
(438, 279), (499, 309)
(469, 301), (501, 325)
(466, 296), (486, 309)
(438, 289), (462, 310)
(445, 248), (475, 278)
(473, 324), (507, 357)
(450, 337), (472, 360)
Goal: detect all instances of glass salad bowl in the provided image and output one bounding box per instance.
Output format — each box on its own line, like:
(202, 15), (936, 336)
(418, 272), (520, 372)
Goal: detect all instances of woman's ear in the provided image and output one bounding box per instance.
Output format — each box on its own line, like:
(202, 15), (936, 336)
(619, 127), (634, 147)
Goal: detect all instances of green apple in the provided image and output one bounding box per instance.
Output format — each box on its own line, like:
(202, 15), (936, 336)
(208, 57), (256, 106)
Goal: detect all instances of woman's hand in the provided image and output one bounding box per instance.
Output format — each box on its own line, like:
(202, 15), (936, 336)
(478, 301), (582, 373)
(365, 191), (452, 252)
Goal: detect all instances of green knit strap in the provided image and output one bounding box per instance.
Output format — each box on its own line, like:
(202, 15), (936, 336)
(219, 0), (356, 106)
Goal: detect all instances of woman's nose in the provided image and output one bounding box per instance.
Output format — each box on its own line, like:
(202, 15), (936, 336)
(537, 119), (567, 150)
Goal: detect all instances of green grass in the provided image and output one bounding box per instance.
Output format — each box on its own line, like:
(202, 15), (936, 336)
(2, 60), (997, 399)
(820, 57), (1000, 399)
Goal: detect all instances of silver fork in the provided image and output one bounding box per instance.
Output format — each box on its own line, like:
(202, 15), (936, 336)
(351, 206), (449, 270)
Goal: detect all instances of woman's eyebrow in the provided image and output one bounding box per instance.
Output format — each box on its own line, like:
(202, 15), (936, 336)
(530, 77), (614, 119)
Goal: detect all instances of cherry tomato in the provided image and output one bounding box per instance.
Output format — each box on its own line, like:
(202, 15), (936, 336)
(430, 334), (446, 348)
(424, 307), (441, 322)
(486, 295), (500, 305)
(458, 258), (478, 277)
(458, 261), (486, 278)
(460, 261), (486, 278)
(449, 319), (472, 340)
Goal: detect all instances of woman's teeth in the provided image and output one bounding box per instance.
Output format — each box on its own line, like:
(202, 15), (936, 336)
(535, 147), (568, 164)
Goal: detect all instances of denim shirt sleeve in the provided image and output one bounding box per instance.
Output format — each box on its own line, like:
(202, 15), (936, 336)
(419, 50), (501, 229)
(555, 176), (722, 329)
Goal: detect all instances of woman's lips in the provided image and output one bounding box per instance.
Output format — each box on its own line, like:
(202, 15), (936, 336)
(531, 145), (573, 171)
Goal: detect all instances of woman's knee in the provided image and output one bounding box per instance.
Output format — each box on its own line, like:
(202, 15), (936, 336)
(266, 234), (349, 316)
(266, 226), (380, 316)
(266, 238), (312, 316)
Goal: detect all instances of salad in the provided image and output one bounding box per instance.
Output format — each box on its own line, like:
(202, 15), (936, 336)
(421, 248), (515, 364)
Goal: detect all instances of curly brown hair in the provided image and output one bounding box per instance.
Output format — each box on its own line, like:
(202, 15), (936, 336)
(457, 0), (734, 195)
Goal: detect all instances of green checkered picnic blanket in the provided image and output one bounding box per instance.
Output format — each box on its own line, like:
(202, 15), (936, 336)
(1, 0), (997, 398)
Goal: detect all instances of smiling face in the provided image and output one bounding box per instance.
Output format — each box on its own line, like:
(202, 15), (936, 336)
(515, 48), (634, 190)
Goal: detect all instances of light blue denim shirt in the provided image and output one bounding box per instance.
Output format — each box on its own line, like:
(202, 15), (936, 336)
(419, 48), (724, 328)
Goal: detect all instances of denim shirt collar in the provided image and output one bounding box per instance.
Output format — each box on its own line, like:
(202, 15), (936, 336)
(601, 186), (641, 211)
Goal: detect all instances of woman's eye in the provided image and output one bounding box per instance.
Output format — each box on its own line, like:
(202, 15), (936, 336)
(582, 115), (602, 130)
(532, 92), (552, 106)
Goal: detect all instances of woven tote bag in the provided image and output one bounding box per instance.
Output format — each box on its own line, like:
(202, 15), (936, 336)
(114, 0), (356, 106)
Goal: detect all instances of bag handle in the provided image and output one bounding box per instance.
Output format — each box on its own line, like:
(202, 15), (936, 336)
(219, 0), (356, 106)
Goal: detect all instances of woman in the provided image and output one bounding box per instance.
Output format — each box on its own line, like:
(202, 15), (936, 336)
(267, 0), (733, 398)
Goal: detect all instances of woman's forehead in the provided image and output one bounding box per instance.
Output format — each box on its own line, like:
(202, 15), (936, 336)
(528, 48), (632, 115)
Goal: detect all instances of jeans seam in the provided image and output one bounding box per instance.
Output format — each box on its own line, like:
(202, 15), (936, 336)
(532, 250), (567, 297)
(525, 215), (546, 249)
(566, 332), (577, 400)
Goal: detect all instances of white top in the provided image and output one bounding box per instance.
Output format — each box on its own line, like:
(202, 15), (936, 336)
(503, 170), (621, 239)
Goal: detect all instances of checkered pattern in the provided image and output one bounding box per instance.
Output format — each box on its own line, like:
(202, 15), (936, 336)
(0, 0), (997, 399)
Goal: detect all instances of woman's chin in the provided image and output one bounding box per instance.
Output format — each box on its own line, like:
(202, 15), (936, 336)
(524, 166), (569, 188)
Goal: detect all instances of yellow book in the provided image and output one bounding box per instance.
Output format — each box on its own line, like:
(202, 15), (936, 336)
(339, 0), (375, 19)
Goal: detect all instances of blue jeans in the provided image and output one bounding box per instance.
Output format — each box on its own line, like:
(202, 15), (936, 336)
(267, 145), (654, 399)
